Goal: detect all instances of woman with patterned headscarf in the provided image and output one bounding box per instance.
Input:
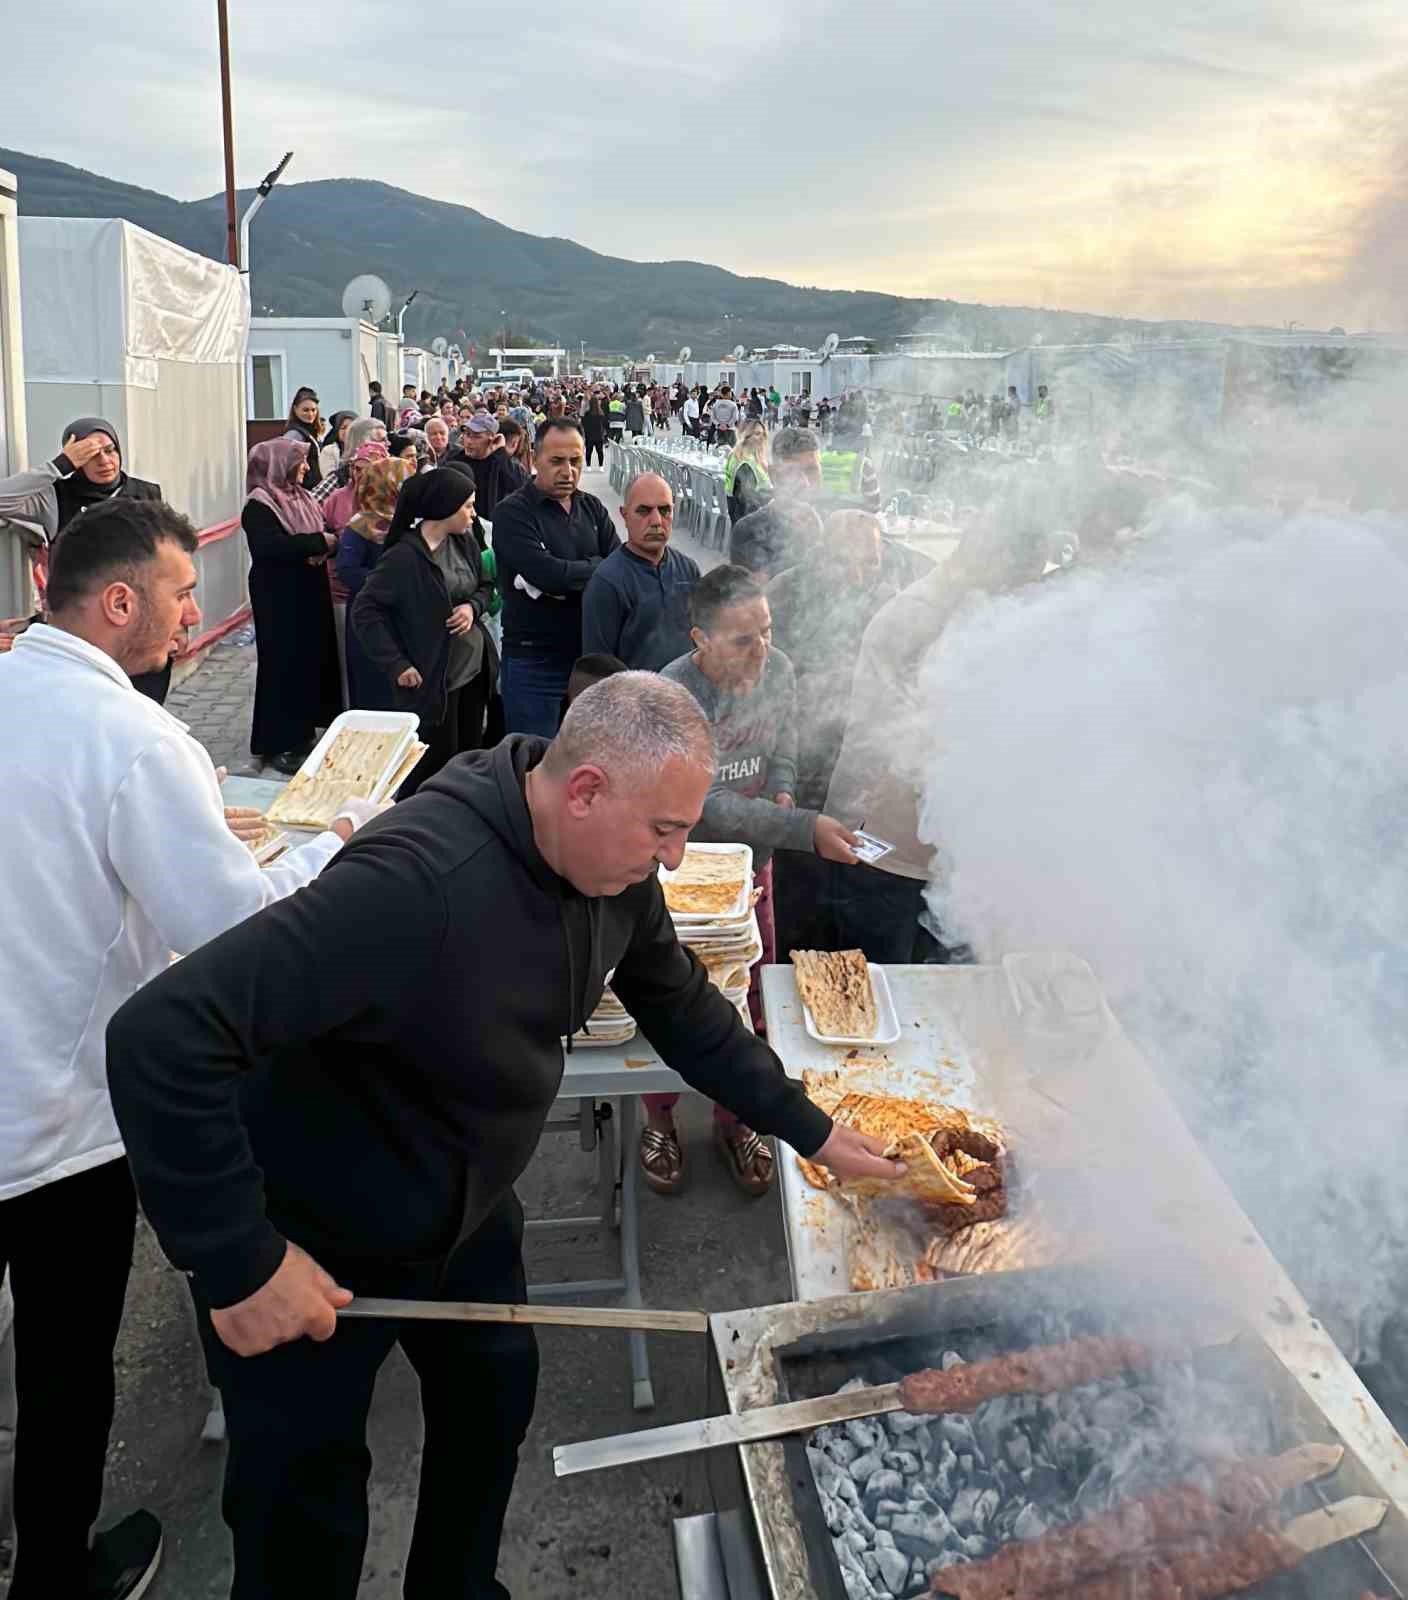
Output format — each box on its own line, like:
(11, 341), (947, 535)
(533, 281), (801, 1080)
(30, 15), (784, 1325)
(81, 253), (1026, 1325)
(242, 439), (343, 772)
(335, 456), (414, 710)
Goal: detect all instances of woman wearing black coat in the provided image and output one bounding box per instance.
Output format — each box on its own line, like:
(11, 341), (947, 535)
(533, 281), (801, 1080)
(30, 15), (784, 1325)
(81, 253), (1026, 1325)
(282, 385), (324, 482)
(243, 438), (343, 772)
(582, 396), (608, 468)
(351, 466), (498, 796)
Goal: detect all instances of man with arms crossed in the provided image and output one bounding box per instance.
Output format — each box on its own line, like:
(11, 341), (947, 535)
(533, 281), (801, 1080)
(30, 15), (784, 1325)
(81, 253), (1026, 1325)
(0, 500), (375, 1599)
(106, 673), (899, 1600)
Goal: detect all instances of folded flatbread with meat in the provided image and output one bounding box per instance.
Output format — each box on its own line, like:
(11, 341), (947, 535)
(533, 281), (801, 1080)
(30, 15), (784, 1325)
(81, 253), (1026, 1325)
(797, 1087), (991, 1207)
(661, 849), (749, 917)
(267, 728), (408, 829)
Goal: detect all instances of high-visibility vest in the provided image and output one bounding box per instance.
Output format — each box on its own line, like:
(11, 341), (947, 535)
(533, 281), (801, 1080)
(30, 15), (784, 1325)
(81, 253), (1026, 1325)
(724, 455), (772, 496)
(1036, 398), (1051, 420)
(947, 401), (963, 418)
(608, 399), (625, 416)
(819, 449), (863, 494)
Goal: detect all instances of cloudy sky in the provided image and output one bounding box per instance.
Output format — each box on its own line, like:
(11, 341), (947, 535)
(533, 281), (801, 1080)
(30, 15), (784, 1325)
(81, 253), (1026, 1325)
(8, 0), (1407, 329)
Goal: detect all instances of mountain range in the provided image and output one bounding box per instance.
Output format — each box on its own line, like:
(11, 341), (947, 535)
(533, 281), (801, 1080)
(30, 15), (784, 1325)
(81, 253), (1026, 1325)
(1, 148), (1261, 357)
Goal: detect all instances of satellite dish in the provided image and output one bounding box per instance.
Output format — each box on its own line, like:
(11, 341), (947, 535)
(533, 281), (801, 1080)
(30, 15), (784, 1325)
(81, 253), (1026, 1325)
(431, 336), (448, 356)
(732, 344), (746, 362)
(821, 332), (840, 362)
(678, 346), (692, 362)
(448, 345), (462, 362)
(646, 353), (656, 363)
(341, 274), (393, 324)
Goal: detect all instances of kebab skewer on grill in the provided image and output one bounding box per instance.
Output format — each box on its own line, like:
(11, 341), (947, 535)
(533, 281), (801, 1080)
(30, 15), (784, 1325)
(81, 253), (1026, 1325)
(898, 1334), (1175, 1416)
(929, 1444), (1343, 1599)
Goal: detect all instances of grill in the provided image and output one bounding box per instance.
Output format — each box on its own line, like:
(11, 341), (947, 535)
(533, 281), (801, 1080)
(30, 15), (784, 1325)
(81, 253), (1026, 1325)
(701, 1266), (1408, 1600)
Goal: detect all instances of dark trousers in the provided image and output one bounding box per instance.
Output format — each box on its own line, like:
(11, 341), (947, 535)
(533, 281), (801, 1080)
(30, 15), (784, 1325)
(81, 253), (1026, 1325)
(500, 651), (572, 737)
(0, 1158), (137, 1596)
(200, 1197), (539, 1600)
(585, 438), (605, 466)
(827, 860), (948, 964)
(399, 669), (491, 797)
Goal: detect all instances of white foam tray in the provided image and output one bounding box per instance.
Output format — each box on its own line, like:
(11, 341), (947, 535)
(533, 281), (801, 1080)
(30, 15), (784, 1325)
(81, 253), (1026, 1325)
(294, 710), (421, 800)
(799, 963), (902, 1047)
(660, 843), (754, 924)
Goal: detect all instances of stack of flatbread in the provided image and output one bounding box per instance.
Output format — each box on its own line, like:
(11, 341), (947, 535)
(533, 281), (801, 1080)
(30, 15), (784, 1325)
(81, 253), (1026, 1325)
(570, 984), (636, 1047)
(267, 727), (421, 830)
(660, 848), (748, 919)
(791, 949), (878, 1039)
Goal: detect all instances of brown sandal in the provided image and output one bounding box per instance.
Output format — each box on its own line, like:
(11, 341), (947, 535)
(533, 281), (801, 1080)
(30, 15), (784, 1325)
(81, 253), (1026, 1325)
(639, 1125), (685, 1195)
(715, 1123), (775, 1197)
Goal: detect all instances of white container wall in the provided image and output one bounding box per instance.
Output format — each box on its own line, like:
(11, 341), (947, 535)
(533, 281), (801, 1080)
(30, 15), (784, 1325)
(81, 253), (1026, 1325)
(247, 318), (384, 419)
(376, 332), (402, 403)
(0, 169), (31, 619)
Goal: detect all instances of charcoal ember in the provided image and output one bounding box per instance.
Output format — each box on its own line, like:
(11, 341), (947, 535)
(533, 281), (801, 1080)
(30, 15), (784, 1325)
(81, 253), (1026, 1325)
(974, 1488), (1000, 1533)
(1045, 1419), (1083, 1466)
(862, 1551), (884, 1589)
(822, 1493), (848, 1536)
(910, 1422), (934, 1458)
(941, 1351), (966, 1371)
(938, 1416), (977, 1455)
(1074, 1457), (1114, 1514)
(1013, 1501), (1048, 1540)
(840, 1564), (878, 1600)
(836, 1474), (861, 1508)
(808, 1446), (843, 1498)
(958, 1453), (974, 1479)
(874, 1544), (910, 1595)
(885, 1410), (925, 1436)
(838, 1377), (872, 1393)
(843, 1527), (870, 1556)
(875, 1529), (897, 1550)
(850, 1450), (885, 1484)
(906, 1557), (929, 1597)
(927, 1549), (970, 1574)
(1083, 1425), (1114, 1457)
(864, 1469), (906, 1504)
(846, 1419), (887, 1453)
(926, 1456), (955, 1506)
(1090, 1389), (1143, 1429)
(827, 1437), (862, 1468)
(957, 1533), (990, 1560)
(1005, 1432), (1033, 1473)
(1022, 1461), (1063, 1500)
(949, 1486), (983, 1533)
(889, 1505), (957, 1560)
(883, 1450), (921, 1476)
(874, 1498), (905, 1519)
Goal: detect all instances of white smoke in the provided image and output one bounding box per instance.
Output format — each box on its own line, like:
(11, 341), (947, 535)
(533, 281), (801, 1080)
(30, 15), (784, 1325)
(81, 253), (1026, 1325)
(915, 493), (1408, 1360)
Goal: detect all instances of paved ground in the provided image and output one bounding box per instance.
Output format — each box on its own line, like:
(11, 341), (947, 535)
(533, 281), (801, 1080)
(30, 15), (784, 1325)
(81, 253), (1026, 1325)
(0, 462), (751, 1598)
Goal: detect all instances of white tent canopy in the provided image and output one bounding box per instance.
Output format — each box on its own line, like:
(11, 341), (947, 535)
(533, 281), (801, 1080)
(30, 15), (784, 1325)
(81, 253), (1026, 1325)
(19, 217), (248, 390)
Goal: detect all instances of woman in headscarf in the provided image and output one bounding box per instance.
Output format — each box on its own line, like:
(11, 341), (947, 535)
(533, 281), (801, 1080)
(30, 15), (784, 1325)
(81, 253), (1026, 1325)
(318, 411), (356, 480)
(0, 416), (171, 700)
(282, 386), (324, 482)
(351, 467), (497, 795)
(386, 431), (420, 467)
(724, 418), (773, 525)
(321, 439), (389, 535)
(243, 438), (343, 773)
(334, 456), (414, 710)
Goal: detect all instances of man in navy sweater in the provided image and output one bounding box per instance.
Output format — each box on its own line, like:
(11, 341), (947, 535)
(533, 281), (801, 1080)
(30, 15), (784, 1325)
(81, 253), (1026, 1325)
(582, 472), (700, 670)
(490, 418), (619, 735)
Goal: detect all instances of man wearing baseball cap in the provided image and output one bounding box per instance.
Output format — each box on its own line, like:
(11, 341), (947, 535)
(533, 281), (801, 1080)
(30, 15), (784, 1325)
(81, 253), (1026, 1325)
(445, 411), (529, 520)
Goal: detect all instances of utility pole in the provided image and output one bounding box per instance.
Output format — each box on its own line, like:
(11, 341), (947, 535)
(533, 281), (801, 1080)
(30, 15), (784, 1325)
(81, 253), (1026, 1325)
(216, 0), (238, 265)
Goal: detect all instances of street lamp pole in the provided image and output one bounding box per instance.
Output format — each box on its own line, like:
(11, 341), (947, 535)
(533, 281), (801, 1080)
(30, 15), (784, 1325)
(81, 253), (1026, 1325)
(216, 0), (238, 265)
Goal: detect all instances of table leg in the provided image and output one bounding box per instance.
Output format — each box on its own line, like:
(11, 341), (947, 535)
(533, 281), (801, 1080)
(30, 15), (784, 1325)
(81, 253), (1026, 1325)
(618, 1094), (654, 1410)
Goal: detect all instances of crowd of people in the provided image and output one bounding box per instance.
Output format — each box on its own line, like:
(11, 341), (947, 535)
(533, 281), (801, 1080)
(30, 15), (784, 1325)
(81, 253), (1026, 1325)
(0, 370), (1120, 1599)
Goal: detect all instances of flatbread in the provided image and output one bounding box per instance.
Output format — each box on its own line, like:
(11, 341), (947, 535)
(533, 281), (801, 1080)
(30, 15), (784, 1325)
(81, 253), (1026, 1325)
(796, 1085), (982, 1205)
(267, 728), (407, 830)
(791, 949), (877, 1038)
(661, 849), (748, 917)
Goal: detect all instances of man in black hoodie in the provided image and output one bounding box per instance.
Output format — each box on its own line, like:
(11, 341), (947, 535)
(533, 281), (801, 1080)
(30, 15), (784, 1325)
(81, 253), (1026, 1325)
(106, 671), (898, 1600)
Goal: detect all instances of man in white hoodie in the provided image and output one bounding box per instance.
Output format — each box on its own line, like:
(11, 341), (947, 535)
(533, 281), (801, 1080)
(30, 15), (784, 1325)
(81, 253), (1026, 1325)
(0, 497), (373, 1600)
